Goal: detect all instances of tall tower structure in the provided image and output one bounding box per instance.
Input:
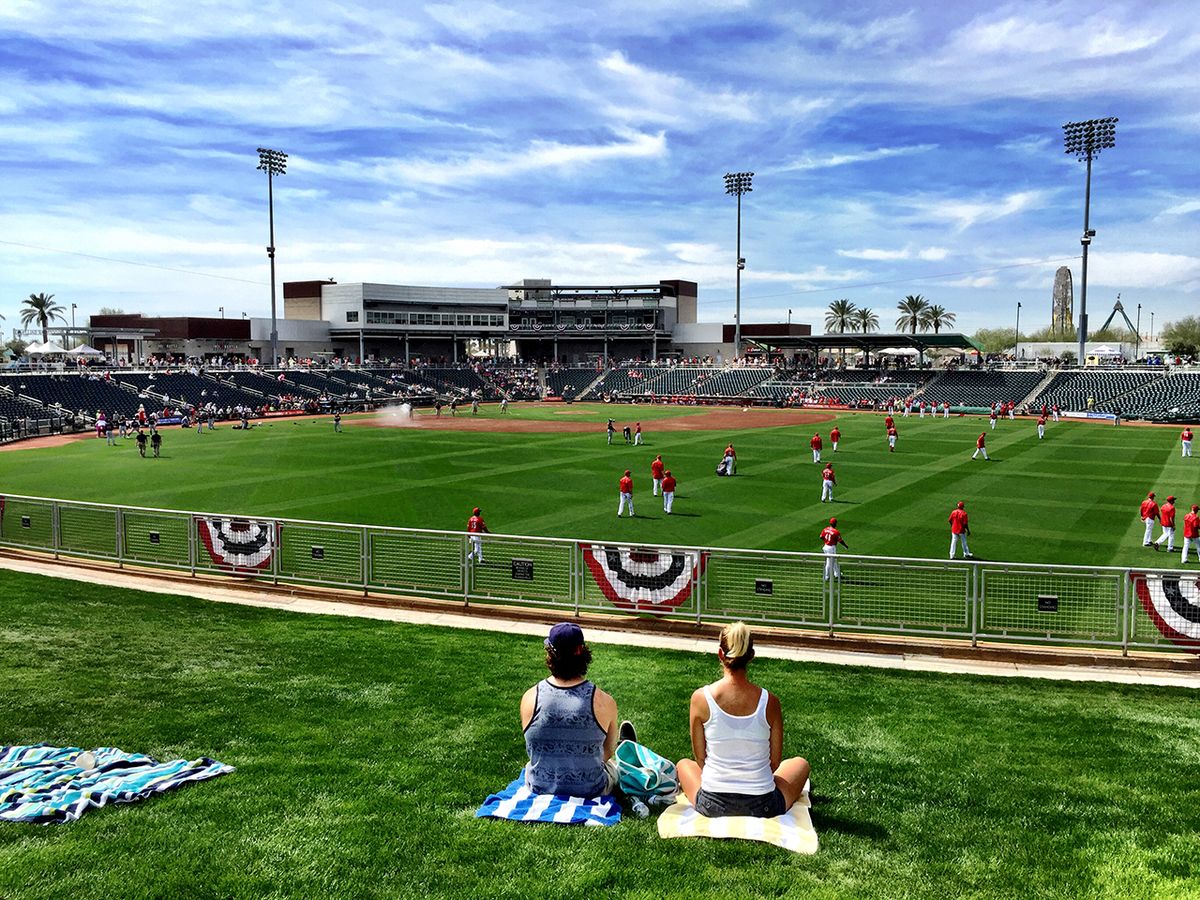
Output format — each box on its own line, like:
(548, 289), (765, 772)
(1051, 266), (1074, 336)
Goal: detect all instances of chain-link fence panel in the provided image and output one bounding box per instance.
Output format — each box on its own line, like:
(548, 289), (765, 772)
(122, 510), (191, 569)
(703, 551), (828, 626)
(467, 536), (574, 609)
(835, 558), (971, 635)
(0, 497), (55, 551)
(1127, 570), (1200, 652)
(368, 530), (463, 598)
(978, 564), (1123, 645)
(276, 522), (364, 587)
(576, 542), (701, 620)
(57, 503), (119, 559)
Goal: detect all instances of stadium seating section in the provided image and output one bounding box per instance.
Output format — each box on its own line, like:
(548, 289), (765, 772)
(919, 371), (1045, 407)
(9, 374), (143, 419)
(1027, 371), (1161, 413)
(695, 369), (774, 397)
(547, 369), (600, 399)
(1101, 372), (1200, 419)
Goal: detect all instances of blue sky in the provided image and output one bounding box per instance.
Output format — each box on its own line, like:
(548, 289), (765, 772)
(2, 0), (1198, 337)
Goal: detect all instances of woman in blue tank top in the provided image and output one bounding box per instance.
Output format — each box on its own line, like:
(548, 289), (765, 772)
(676, 622), (810, 818)
(521, 622), (619, 796)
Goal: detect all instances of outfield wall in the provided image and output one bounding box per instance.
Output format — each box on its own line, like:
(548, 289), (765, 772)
(1, 493), (1196, 657)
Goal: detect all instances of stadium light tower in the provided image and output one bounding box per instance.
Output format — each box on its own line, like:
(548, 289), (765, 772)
(1014, 301), (1021, 360)
(256, 146), (288, 366)
(1062, 117), (1117, 367)
(724, 171), (753, 357)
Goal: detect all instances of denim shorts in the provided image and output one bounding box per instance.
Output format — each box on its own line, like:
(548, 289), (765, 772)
(695, 786), (787, 818)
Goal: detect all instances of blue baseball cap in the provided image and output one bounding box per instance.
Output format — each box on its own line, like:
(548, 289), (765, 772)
(545, 622), (584, 654)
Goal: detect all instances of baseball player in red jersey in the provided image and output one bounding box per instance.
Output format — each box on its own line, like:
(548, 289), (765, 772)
(724, 443), (737, 475)
(1154, 496), (1177, 552)
(948, 501), (972, 559)
(972, 431), (988, 460)
(820, 517), (847, 581)
(1183, 427), (1193, 458)
(942, 402), (950, 419)
(651, 454), (665, 495)
(989, 409), (998, 430)
(884, 414), (894, 432)
(1182, 505), (1200, 564)
(634, 422), (643, 445)
(618, 469), (635, 517)
(661, 470), (677, 514)
(820, 462), (836, 502)
(887, 424), (897, 452)
(1052, 404), (1060, 422)
(919, 400), (926, 418)
(1139, 492), (1159, 546)
(1037, 414), (1046, 440)
(810, 432), (823, 463)
(830, 426), (840, 452)
(466, 507), (489, 563)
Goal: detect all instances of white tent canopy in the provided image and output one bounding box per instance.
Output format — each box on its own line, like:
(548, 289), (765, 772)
(72, 344), (104, 356)
(877, 347), (920, 357)
(28, 342), (69, 355)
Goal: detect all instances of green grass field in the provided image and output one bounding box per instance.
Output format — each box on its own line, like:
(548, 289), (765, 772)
(0, 403), (1196, 570)
(1, 570), (1198, 899)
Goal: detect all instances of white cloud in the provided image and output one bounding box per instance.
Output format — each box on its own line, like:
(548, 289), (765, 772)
(597, 51), (759, 127)
(1159, 199), (1200, 217)
(923, 190), (1046, 231)
(292, 129), (667, 187)
(837, 246), (950, 262)
(1087, 252), (1200, 290)
(775, 144), (936, 173)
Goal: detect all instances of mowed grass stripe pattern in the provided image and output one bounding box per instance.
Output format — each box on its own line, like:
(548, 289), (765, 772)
(0, 404), (1196, 570)
(1, 570), (1199, 899)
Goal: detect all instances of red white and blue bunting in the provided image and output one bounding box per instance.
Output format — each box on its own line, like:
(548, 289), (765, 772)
(197, 517), (275, 572)
(580, 543), (706, 613)
(1133, 572), (1200, 651)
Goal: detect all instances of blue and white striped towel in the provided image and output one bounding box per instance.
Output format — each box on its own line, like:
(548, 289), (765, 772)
(1, 744), (233, 825)
(475, 770), (621, 826)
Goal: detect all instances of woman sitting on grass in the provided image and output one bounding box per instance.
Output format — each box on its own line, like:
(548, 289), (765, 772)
(676, 622), (809, 818)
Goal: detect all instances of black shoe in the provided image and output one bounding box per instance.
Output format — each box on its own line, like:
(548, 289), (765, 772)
(1153, 543), (1160, 552)
(619, 720), (637, 744)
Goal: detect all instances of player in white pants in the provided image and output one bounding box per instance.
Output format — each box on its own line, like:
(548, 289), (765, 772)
(1181, 505), (1200, 563)
(820, 464), (836, 503)
(820, 518), (846, 581)
(948, 501), (972, 559)
(1183, 428), (1193, 458)
(618, 470), (635, 517)
(661, 471), (676, 514)
(1139, 492), (1159, 546)
(972, 433), (988, 460)
(1154, 497), (1177, 552)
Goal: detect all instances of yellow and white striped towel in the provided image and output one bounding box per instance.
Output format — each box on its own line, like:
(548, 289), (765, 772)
(656, 791), (818, 854)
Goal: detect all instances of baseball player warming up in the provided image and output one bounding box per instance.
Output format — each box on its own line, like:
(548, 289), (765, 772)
(887, 424), (897, 453)
(1183, 427), (1193, 458)
(661, 470), (677, 514)
(830, 426), (840, 452)
(820, 518), (847, 581)
(651, 454), (665, 495)
(1181, 505), (1200, 564)
(466, 507), (489, 563)
(820, 463), (836, 503)
(618, 470), (635, 517)
(1037, 414), (1046, 440)
(1154, 496), (1177, 553)
(810, 432), (823, 464)
(972, 431), (989, 460)
(1140, 492), (1159, 546)
(948, 501), (972, 559)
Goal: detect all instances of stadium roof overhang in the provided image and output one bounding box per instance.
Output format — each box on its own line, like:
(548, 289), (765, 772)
(745, 331), (984, 354)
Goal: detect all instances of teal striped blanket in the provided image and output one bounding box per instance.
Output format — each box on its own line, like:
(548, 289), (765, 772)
(1, 745), (233, 825)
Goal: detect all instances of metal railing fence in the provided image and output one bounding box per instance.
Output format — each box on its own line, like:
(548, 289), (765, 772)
(1, 493), (1195, 657)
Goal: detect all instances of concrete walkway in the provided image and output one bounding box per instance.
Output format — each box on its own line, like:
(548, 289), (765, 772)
(2, 553), (1197, 690)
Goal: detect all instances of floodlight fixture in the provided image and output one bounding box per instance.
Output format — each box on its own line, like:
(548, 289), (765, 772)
(723, 171), (754, 356)
(256, 146), (288, 365)
(1061, 118), (1117, 365)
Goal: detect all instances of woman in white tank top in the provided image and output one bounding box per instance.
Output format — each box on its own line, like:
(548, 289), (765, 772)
(675, 622), (810, 818)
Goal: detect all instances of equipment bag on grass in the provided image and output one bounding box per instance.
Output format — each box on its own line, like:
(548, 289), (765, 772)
(614, 740), (678, 801)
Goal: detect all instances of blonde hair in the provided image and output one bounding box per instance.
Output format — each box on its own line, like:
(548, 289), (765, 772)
(719, 622), (754, 670)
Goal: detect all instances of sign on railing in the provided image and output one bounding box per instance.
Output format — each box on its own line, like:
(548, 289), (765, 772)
(0, 493), (1195, 656)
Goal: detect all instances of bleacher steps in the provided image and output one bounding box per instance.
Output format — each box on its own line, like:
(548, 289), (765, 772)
(1019, 369), (1058, 409)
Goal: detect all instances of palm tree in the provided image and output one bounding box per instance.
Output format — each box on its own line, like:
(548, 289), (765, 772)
(923, 304), (956, 335)
(895, 294), (931, 335)
(825, 299), (857, 334)
(20, 293), (66, 344)
(853, 307), (879, 333)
